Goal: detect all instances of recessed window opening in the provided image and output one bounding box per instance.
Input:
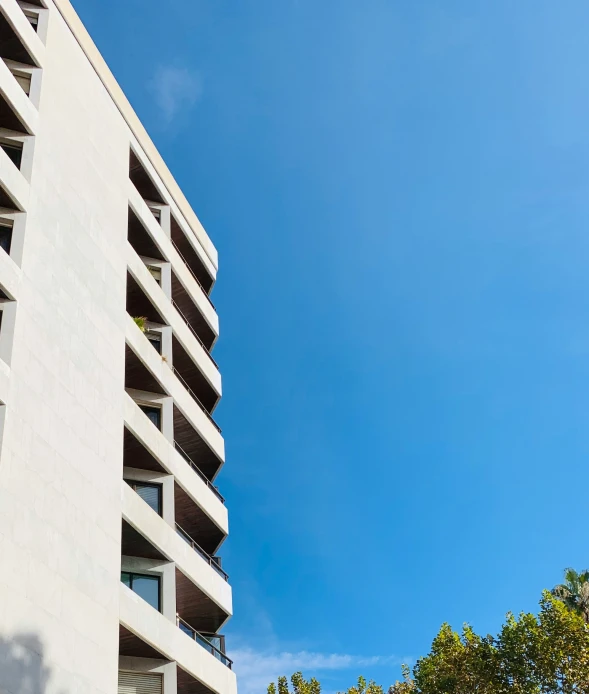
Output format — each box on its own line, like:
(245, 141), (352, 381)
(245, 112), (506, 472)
(146, 264), (161, 285)
(138, 404), (161, 430)
(124, 480), (162, 516)
(0, 11), (36, 65)
(147, 203), (161, 223)
(11, 70), (31, 96)
(0, 140), (23, 169)
(118, 672), (162, 694)
(129, 150), (166, 204)
(145, 331), (162, 354)
(23, 11), (39, 31)
(0, 220), (13, 255)
(121, 572), (161, 612)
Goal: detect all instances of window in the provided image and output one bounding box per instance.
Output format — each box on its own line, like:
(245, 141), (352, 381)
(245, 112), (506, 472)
(146, 265), (161, 285)
(145, 331), (161, 354)
(11, 70), (31, 96)
(139, 404), (161, 430)
(124, 480), (162, 516)
(0, 141), (23, 170)
(118, 671), (162, 694)
(23, 11), (39, 32)
(0, 222), (13, 255)
(147, 203), (161, 223)
(121, 572), (161, 612)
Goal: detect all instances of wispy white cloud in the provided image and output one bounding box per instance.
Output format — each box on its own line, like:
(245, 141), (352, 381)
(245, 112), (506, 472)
(149, 65), (203, 123)
(229, 647), (404, 694)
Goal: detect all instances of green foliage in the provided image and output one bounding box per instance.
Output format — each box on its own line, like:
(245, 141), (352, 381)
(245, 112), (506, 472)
(268, 672), (321, 694)
(269, 587), (589, 694)
(133, 315), (147, 332)
(411, 592), (589, 693)
(551, 567), (589, 622)
(389, 666), (416, 693)
(340, 676), (387, 694)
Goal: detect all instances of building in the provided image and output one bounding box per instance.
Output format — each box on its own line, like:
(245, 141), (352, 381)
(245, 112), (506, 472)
(0, 2), (235, 693)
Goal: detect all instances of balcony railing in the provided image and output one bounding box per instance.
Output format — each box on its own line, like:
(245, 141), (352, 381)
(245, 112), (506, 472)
(176, 523), (228, 581)
(171, 364), (222, 433)
(176, 616), (232, 669)
(171, 298), (219, 369)
(174, 441), (225, 504)
(171, 238), (215, 308)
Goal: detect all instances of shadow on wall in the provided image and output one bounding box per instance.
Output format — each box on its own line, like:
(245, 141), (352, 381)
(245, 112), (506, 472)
(0, 633), (52, 694)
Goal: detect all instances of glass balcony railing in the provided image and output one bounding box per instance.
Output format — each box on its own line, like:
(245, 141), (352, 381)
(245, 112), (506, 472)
(171, 298), (219, 369)
(174, 441), (225, 503)
(177, 616), (232, 669)
(175, 523), (228, 581)
(171, 364), (221, 433)
(171, 238), (215, 307)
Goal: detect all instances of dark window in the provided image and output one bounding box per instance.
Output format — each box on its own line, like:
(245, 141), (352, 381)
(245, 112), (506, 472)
(24, 12), (38, 31)
(139, 404), (161, 429)
(12, 72), (31, 96)
(147, 265), (161, 285)
(124, 480), (162, 516)
(0, 224), (12, 255)
(121, 572), (161, 612)
(1, 143), (23, 170)
(148, 205), (161, 223)
(146, 332), (162, 353)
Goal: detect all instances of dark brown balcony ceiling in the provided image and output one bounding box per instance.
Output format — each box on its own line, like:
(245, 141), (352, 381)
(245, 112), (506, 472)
(121, 519), (166, 561)
(172, 272), (216, 351)
(175, 482), (225, 555)
(178, 667), (218, 694)
(119, 626), (165, 660)
(126, 272), (166, 325)
(128, 207), (165, 260)
(0, 92), (27, 134)
(122, 428), (226, 554)
(125, 344), (167, 395)
(130, 151), (165, 204)
(172, 335), (219, 413)
(0, 12), (35, 65)
(175, 568), (229, 633)
(171, 216), (214, 294)
(173, 405), (223, 481)
(124, 427), (166, 473)
(0, 183), (19, 212)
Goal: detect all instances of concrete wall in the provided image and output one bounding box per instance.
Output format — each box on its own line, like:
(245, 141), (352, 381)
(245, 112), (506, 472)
(0, 1), (231, 692)
(0, 3), (129, 692)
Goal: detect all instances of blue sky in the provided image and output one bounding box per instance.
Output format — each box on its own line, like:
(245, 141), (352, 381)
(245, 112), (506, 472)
(73, 0), (589, 690)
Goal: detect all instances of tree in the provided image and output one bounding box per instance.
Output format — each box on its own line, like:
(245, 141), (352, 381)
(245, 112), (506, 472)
(389, 665), (416, 694)
(342, 676), (390, 694)
(551, 568), (589, 622)
(411, 592), (589, 693)
(268, 592), (589, 694)
(268, 672), (321, 694)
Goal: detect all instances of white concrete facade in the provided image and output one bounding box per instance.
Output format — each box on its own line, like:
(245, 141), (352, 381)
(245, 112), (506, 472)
(0, 2), (235, 694)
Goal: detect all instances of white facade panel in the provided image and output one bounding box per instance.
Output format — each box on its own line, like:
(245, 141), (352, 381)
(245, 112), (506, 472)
(0, 0), (231, 693)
